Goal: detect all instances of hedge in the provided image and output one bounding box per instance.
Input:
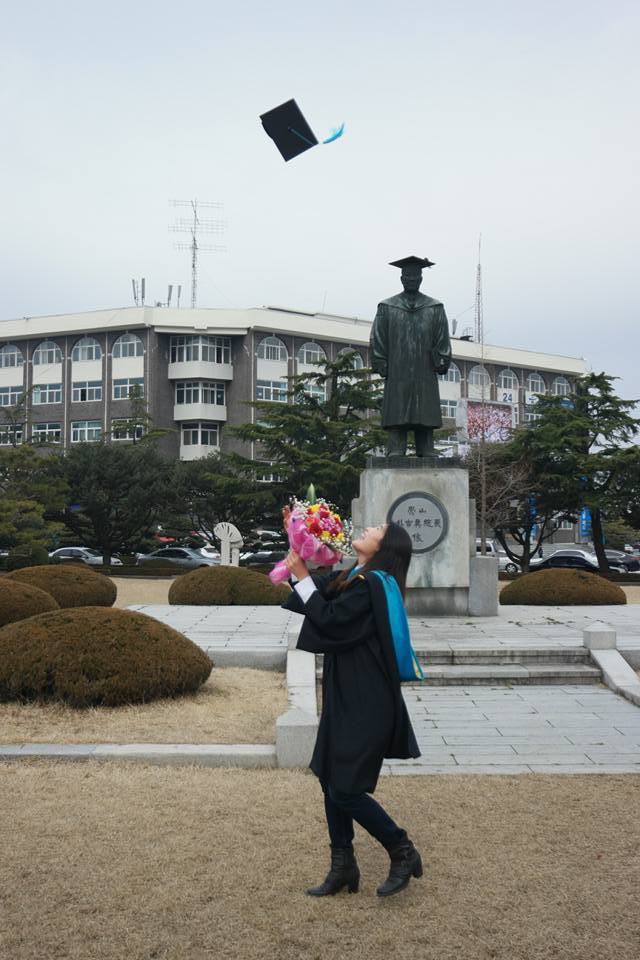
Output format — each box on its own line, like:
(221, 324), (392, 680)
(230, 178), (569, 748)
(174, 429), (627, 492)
(0, 579), (59, 627)
(169, 565), (291, 605)
(500, 568), (627, 605)
(6, 545), (50, 571)
(6, 564), (117, 608)
(0, 606), (213, 707)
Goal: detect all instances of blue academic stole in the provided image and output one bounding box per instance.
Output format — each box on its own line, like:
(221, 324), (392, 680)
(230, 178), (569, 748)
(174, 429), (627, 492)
(349, 567), (424, 682)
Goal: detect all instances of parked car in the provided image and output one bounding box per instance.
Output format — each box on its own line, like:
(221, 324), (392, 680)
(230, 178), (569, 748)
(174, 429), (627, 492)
(49, 547), (123, 566)
(199, 545), (221, 560)
(475, 539), (519, 574)
(604, 549), (640, 572)
(529, 549), (626, 574)
(239, 549), (287, 568)
(497, 554), (520, 574)
(475, 538), (498, 556)
(136, 547), (220, 570)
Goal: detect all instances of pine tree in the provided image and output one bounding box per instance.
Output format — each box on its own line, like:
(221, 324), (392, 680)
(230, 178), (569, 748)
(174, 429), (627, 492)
(506, 372), (639, 572)
(230, 352), (386, 515)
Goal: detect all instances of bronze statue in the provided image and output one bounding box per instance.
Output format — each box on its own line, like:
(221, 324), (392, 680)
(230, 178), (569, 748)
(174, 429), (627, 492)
(370, 256), (452, 457)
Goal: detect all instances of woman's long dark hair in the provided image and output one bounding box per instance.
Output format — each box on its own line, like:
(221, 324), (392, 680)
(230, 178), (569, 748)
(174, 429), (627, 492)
(329, 522), (413, 598)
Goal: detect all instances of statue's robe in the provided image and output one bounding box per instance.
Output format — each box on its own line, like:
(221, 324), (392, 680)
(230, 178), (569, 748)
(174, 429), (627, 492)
(370, 291), (452, 429)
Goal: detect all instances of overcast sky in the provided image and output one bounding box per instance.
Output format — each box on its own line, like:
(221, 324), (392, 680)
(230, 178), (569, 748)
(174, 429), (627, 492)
(2, 1), (639, 401)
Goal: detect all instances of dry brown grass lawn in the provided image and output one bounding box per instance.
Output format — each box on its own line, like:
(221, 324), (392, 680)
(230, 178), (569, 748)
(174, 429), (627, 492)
(112, 576), (172, 607)
(1, 765), (639, 960)
(115, 576), (640, 608)
(621, 584), (640, 604)
(0, 668), (286, 744)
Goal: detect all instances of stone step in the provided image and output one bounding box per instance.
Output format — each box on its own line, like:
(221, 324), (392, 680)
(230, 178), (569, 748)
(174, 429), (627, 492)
(416, 646), (590, 666)
(419, 662), (602, 686)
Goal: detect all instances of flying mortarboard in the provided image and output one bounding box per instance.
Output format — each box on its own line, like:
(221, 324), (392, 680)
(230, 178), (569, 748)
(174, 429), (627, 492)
(389, 256), (436, 270)
(260, 98), (345, 162)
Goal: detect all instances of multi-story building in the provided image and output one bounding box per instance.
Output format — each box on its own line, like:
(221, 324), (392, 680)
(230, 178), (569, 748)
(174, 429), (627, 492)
(0, 304), (587, 462)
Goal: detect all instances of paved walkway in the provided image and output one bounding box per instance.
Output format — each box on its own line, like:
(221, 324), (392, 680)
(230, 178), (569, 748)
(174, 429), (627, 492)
(381, 684), (640, 775)
(130, 602), (640, 659)
(128, 604), (299, 667)
(125, 603), (640, 774)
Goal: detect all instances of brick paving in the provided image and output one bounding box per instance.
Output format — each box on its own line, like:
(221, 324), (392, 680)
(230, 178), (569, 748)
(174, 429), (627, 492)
(381, 684), (640, 774)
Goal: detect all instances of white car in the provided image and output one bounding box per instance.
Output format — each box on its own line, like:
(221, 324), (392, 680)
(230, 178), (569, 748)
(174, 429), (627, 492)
(49, 547), (122, 566)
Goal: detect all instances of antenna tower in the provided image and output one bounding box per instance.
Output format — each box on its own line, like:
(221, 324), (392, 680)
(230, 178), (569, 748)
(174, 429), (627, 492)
(474, 235), (483, 346)
(170, 199), (226, 308)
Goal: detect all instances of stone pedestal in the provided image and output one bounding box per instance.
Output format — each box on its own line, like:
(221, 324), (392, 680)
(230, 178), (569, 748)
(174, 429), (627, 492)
(352, 457), (471, 616)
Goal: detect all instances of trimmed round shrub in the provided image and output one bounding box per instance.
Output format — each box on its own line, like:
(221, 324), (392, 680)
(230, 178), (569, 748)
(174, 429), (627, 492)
(6, 564), (117, 608)
(169, 565), (291, 605)
(0, 579), (60, 627)
(6, 544), (50, 571)
(0, 606), (213, 707)
(500, 568), (627, 605)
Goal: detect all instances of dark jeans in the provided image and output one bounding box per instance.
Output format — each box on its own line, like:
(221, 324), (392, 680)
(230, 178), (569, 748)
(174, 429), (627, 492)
(321, 781), (405, 850)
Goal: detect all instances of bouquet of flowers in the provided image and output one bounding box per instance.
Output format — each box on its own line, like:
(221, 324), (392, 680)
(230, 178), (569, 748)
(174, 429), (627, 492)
(269, 495), (352, 585)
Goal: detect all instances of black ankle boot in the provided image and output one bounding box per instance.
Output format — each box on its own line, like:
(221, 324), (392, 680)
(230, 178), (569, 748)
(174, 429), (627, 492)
(376, 833), (423, 898)
(306, 846), (360, 897)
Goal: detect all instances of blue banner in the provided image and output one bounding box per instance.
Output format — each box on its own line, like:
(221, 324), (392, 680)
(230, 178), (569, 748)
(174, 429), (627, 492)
(579, 507), (592, 538)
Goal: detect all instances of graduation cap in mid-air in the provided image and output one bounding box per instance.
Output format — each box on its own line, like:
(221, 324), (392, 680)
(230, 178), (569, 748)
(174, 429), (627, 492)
(260, 98), (345, 162)
(389, 256), (436, 272)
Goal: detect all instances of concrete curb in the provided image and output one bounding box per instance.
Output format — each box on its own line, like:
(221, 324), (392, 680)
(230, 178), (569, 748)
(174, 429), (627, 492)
(0, 743), (277, 768)
(583, 624), (640, 709)
(590, 650), (640, 708)
(276, 649), (319, 768)
(202, 648), (287, 670)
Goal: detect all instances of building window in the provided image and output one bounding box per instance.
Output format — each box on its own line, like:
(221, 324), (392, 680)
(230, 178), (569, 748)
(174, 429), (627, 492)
(256, 462), (284, 483)
(71, 337), (102, 361)
(558, 519), (574, 529)
(111, 419), (145, 441)
(526, 372), (546, 394)
(497, 369), (519, 391)
(524, 410), (541, 424)
(256, 379), (288, 402)
(0, 423), (23, 445)
(32, 383), (61, 405)
(297, 341), (326, 364)
(302, 382), (326, 401)
(438, 362), (461, 383)
(257, 336), (288, 362)
(468, 364), (491, 389)
(201, 336), (231, 364)
(337, 348), (364, 369)
(0, 344), (24, 368)
(112, 333), (144, 358)
(33, 422), (62, 444)
(440, 399), (458, 419)
(72, 380), (102, 402)
(169, 335), (231, 364)
(0, 385), (23, 407)
(175, 381), (225, 405)
(552, 376), (571, 396)
(71, 420), (102, 443)
(181, 422), (219, 446)
(113, 377), (144, 400)
(33, 340), (62, 365)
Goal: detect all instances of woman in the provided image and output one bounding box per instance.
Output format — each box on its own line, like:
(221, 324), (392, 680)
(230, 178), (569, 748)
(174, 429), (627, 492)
(283, 520), (423, 898)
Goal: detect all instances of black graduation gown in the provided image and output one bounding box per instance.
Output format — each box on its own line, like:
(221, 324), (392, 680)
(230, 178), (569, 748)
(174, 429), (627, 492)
(283, 570), (420, 795)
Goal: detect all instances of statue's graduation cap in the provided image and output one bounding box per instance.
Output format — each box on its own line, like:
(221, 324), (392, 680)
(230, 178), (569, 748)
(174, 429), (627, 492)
(260, 98), (345, 161)
(389, 256), (436, 270)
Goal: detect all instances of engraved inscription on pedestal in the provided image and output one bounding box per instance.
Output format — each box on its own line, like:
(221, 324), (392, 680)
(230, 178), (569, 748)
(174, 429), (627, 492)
(386, 491), (448, 554)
